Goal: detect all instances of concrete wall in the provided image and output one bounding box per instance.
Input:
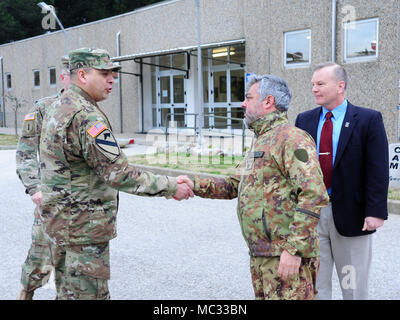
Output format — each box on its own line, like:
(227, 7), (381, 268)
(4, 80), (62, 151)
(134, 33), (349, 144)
(0, 0), (399, 142)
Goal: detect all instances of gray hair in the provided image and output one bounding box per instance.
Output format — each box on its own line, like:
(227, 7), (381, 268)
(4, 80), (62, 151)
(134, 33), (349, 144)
(246, 74), (292, 112)
(314, 62), (348, 89)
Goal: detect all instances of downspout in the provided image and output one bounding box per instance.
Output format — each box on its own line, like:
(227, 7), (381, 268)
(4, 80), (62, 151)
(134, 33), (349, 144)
(331, 0), (336, 62)
(116, 31), (123, 133)
(140, 59), (144, 133)
(0, 57), (5, 127)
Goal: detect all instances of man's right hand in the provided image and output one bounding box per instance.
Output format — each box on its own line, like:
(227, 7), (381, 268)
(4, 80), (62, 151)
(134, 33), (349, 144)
(176, 175), (194, 190)
(173, 177), (194, 201)
(30, 191), (42, 206)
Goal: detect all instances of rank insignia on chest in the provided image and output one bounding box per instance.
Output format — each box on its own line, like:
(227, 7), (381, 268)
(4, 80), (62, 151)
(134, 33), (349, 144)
(24, 113), (35, 121)
(95, 129), (121, 161)
(87, 121), (107, 137)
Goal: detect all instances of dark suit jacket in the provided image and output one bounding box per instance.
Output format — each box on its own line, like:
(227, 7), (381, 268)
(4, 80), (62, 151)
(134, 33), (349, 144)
(295, 101), (389, 237)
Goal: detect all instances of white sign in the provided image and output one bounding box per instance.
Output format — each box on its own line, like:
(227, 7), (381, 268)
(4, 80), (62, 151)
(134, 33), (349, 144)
(389, 143), (400, 188)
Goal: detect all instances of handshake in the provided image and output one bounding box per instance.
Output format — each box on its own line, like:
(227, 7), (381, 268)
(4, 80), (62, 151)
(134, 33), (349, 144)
(173, 175), (194, 201)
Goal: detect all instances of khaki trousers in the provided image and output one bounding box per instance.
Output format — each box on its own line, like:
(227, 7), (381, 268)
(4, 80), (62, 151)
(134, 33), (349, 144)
(316, 203), (372, 300)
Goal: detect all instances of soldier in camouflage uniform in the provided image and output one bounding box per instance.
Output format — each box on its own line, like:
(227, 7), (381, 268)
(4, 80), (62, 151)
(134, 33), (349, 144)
(179, 74), (329, 300)
(39, 48), (193, 300)
(15, 56), (70, 300)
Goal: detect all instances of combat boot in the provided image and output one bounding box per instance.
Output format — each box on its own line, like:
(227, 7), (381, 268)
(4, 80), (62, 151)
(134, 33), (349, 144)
(17, 289), (34, 300)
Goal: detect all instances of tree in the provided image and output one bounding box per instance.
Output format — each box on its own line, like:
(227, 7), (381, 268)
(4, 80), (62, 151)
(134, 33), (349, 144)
(6, 93), (27, 137)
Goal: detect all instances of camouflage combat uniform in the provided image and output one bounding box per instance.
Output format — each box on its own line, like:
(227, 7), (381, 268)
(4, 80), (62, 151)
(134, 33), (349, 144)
(39, 81), (177, 300)
(195, 110), (329, 300)
(16, 90), (64, 296)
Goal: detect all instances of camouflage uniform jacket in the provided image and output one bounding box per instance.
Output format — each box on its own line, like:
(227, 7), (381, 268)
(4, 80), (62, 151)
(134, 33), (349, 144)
(195, 111), (329, 257)
(16, 90), (63, 196)
(39, 84), (177, 246)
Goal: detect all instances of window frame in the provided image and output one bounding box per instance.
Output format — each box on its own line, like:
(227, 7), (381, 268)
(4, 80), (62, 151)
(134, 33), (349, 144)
(5, 72), (11, 90)
(33, 69), (40, 88)
(343, 17), (379, 63)
(283, 29), (312, 68)
(48, 67), (57, 86)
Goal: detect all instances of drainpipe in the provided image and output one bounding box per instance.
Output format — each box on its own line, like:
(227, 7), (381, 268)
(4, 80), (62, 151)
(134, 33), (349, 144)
(140, 59), (144, 133)
(0, 57), (5, 127)
(331, 0), (336, 62)
(116, 31), (123, 133)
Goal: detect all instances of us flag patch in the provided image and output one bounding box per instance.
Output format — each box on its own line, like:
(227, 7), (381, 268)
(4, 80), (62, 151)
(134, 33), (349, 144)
(87, 121), (107, 138)
(24, 113), (35, 121)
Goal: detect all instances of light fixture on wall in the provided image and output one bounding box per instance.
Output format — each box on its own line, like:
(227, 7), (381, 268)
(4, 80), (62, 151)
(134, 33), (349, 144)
(212, 47), (235, 58)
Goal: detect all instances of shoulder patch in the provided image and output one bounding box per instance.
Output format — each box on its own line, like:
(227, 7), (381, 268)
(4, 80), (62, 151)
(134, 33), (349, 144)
(95, 129), (121, 162)
(294, 148), (309, 163)
(87, 121), (107, 138)
(24, 113), (35, 121)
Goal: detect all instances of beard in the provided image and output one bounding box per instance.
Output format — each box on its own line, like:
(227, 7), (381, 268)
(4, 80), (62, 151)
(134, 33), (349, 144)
(244, 109), (262, 127)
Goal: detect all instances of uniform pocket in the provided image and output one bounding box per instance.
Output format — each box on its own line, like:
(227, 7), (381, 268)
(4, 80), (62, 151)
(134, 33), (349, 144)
(22, 116), (37, 137)
(67, 243), (110, 280)
(261, 209), (272, 241)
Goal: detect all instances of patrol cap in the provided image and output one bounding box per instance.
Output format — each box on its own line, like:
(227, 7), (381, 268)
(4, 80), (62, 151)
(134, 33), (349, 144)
(69, 48), (121, 72)
(61, 55), (70, 72)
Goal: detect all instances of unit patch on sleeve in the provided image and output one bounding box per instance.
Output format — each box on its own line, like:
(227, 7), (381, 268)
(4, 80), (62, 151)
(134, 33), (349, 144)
(94, 129), (121, 161)
(87, 121), (107, 138)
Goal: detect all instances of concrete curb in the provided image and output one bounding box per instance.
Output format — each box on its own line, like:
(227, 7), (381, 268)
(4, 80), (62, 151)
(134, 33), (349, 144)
(133, 164), (224, 181)
(388, 200), (400, 215)
(0, 145), (17, 150)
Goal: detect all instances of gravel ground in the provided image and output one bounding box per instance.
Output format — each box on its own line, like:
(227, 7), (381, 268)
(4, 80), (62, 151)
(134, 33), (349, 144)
(0, 147), (399, 300)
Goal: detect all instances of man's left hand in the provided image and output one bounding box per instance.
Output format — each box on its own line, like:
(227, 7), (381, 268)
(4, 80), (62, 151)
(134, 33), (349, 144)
(362, 216), (385, 231)
(277, 250), (301, 280)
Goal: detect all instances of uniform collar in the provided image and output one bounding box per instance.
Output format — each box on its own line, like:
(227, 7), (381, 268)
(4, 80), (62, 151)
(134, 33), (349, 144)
(249, 110), (288, 136)
(68, 83), (98, 106)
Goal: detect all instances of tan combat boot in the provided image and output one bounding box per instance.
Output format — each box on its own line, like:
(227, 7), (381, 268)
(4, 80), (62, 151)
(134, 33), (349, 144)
(17, 289), (34, 300)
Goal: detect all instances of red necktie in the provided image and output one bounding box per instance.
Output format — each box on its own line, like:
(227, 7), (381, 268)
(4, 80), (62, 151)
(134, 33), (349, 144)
(319, 111), (333, 189)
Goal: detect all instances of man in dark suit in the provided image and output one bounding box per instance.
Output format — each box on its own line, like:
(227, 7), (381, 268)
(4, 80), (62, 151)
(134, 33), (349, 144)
(295, 62), (389, 300)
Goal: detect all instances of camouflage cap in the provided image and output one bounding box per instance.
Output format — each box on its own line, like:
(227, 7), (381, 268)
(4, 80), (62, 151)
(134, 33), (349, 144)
(61, 56), (70, 72)
(69, 48), (121, 72)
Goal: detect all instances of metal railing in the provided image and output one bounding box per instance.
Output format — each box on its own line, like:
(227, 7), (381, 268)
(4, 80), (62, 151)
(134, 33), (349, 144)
(162, 112), (248, 155)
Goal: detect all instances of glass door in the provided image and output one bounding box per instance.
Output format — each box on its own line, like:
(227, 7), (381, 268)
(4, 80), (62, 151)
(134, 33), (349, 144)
(157, 72), (186, 128)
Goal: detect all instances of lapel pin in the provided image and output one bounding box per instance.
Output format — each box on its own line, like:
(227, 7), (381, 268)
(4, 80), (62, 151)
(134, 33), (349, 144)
(345, 122), (350, 128)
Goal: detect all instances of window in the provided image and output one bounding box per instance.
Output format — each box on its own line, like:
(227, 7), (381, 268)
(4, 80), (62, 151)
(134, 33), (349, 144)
(49, 67), (56, 85)
(284, 29), (311, 68)
(344, 18), (378, 62)
(33, 70), (40, 88)
(6, 73), (11, 90)
(202, 43), (245, 129)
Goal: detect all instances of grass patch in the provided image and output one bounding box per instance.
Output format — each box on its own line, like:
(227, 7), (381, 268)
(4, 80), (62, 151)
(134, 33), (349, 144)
(0, 133), (19, 145)
(128, 152), (243, 176)
(388, 188), (400, 201)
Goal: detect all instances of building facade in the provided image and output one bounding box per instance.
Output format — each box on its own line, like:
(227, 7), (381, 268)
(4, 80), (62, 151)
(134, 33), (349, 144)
(0, 0), (399, 142)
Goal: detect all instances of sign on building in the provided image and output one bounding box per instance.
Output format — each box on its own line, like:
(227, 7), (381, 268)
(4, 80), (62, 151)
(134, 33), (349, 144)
(389, 143), (400, 188)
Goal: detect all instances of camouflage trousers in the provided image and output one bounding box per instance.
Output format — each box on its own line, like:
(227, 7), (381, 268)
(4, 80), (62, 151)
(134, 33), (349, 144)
(20, 207), (53, 292)
(49, 241), (111, 300)
(250, 256), (319, 300)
